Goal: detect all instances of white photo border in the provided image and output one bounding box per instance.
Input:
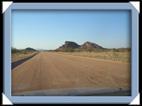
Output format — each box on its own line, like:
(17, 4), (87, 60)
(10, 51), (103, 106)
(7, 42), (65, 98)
(3, 2), (139, 104)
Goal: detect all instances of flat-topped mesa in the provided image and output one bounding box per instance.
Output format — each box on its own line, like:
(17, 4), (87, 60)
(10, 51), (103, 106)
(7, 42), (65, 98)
(57, 41), (80, 50)
(64, 41), (80, 48)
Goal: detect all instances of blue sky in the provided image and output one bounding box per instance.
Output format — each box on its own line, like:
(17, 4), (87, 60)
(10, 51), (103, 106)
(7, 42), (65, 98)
(12, 10), (130, 50)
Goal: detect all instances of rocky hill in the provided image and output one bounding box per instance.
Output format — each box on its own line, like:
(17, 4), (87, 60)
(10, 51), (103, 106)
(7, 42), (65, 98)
(57, 41), (80, 51)
(25, 47), (37, 51)
(81, 41), (103, 49)
(56, 41), (104, 52)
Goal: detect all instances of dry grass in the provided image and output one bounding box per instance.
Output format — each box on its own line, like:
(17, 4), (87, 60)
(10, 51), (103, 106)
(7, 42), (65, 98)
(57, 51), (130, 63)
(12, 52), (37, 63)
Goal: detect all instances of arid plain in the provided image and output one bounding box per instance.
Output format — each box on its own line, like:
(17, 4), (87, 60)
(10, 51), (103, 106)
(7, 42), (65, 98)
(12, 51), (130, 95)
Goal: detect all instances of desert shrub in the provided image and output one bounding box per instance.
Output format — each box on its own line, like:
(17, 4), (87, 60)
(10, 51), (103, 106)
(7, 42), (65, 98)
(12, 48), (20, 53)
(64, 48), (75, 52)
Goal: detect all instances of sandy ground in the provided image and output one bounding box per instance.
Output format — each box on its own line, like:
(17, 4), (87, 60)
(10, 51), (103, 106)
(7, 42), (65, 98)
(12, 52), (131, 95)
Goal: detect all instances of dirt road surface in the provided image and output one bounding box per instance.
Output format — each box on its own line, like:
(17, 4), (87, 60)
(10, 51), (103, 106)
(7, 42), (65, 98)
(12, 52), (130, 95)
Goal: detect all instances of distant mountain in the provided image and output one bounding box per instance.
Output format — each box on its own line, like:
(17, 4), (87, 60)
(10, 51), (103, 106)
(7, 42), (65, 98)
(25, 47), (37, 51)
(80, 41), (103, 49)
(57, 41), (81, 51)
(56, 41), (104, 52)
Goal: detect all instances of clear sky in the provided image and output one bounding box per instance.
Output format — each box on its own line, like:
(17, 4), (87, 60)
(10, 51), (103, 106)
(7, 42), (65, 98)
(12, 10), (130, 50)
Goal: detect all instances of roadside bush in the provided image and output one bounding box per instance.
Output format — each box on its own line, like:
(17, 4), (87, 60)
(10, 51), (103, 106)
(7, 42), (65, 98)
(12, 48), (20, 53)
(64, 48), (75, 52)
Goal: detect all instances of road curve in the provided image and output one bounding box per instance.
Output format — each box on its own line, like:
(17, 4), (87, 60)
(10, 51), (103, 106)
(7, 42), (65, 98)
(12, 52), (130, 95)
